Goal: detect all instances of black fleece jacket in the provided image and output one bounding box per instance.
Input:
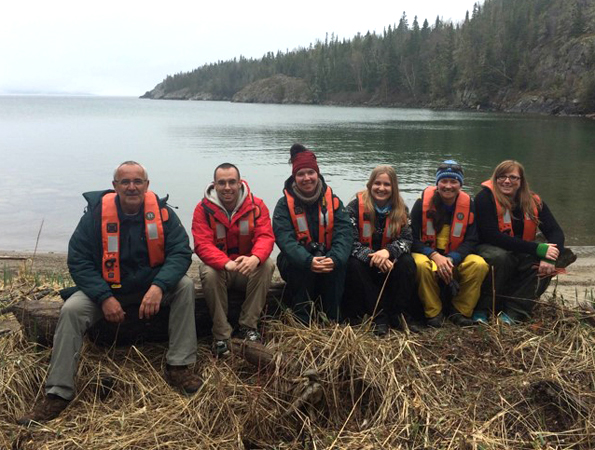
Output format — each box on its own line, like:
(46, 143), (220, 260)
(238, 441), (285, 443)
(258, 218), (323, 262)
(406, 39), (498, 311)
(345, 198), (413, 263)
(474, 187), (565, 256)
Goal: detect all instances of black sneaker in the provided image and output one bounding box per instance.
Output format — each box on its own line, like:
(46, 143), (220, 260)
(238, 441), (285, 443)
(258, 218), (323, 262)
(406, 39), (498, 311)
(237, 327), (261, 342)
(212, 339), (231, 358)
(426, 312), (444, 328)
(449, 313), (474, 327)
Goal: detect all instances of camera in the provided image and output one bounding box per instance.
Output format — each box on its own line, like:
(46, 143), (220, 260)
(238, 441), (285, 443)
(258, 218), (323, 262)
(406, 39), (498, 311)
(307, 242), (326, 257)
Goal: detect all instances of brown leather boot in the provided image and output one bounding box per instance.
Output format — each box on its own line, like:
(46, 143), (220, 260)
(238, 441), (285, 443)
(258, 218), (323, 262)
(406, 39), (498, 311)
(164, 365), (202, 395)
(17, 394), (70, 426)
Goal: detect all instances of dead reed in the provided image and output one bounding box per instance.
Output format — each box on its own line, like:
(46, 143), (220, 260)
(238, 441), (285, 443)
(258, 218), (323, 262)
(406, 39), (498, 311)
(1, 281), (595, 449)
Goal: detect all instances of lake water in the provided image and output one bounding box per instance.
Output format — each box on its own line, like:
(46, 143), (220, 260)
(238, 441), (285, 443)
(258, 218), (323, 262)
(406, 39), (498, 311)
(1, 96), (594, 253)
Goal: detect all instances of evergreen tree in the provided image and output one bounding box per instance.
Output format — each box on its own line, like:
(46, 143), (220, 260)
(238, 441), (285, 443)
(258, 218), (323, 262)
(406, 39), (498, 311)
(145, 0), (594, 113)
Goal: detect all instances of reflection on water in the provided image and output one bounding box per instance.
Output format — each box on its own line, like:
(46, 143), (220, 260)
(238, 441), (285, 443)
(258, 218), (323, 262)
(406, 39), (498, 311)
(0, 96), (593, 252)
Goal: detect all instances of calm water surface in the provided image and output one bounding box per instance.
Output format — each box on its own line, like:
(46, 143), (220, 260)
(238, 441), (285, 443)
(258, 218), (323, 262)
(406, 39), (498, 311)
(1, 96), (593, 252)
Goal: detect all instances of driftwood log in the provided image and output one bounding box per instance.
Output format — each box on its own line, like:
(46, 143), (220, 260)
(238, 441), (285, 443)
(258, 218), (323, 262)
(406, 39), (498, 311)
(4, 282), (286, 346)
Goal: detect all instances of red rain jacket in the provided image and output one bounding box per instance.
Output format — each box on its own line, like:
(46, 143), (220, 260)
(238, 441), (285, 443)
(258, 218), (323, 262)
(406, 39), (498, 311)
(192, 180), (274, 270)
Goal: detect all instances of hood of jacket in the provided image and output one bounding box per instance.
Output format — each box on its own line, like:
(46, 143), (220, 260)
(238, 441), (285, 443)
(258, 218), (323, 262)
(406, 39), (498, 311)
(203, 179), (251, 220)
(82, 189), (113, 210)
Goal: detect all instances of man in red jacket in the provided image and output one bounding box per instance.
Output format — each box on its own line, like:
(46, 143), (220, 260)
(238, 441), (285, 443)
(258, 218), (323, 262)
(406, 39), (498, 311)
(192, 163), (275, 357)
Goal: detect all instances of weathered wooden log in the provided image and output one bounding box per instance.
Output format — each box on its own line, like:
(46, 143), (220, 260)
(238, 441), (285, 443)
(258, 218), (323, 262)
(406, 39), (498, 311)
(0, 313), (22, 336)
(3, 282), (286, 346)
(229, 338), (277, 370)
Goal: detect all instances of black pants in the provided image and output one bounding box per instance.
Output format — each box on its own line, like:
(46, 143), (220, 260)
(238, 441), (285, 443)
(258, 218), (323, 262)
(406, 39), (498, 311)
(277, 253), (346, 324)
(476, 244), (552, 320)
(342, 254), (418, 326)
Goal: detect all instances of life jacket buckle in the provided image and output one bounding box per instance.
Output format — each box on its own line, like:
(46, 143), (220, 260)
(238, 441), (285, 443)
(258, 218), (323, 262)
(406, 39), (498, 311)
(105, 258), (116, 269)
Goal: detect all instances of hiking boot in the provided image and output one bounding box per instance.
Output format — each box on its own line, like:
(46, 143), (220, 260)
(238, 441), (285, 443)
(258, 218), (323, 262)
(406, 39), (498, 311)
(472, 310), (489, 325)
(236, 327), (261, 342)
(16, 394), (70, 426)
(449, 313), (474, 327)
(426, 312), (444, 328)
(212, 339), (231, 358)
(164, 365), (202, 395)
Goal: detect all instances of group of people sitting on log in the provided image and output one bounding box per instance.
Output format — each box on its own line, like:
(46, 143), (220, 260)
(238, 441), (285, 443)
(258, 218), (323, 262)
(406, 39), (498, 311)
(17, 145), (576, 426)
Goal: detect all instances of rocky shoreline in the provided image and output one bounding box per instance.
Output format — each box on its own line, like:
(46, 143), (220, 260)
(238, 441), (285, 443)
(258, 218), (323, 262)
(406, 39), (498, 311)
(140, 74), (594, 117)
(2, 246), (594, 306)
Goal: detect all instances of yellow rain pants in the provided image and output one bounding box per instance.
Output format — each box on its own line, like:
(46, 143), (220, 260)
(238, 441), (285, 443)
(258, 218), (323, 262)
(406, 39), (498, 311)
(412, 253), (489, 319)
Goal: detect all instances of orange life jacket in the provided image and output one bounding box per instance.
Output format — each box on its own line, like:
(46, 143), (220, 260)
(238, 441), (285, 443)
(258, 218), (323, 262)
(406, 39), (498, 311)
(207, 196), (258, 255)
(101, 191), (167, 285)
(285, 186), (339, 250)
(357, 192), (391, 249)
(421, 186), (472, 253)
(481, 180), (540, 241)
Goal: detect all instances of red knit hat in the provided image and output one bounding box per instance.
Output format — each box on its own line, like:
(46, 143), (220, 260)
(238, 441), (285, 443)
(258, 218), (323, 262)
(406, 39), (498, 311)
(291, 150), (319, 176)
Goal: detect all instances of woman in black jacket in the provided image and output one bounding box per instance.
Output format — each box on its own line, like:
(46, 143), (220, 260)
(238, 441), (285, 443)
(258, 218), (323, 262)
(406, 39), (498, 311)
(474, 160), (574, 324)
(342, 165), (419, 335)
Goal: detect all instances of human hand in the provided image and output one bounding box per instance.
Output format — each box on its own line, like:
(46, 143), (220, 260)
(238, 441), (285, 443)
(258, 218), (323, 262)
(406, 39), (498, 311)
(431, 253), (454, 284)
(368, 249), (393, 273)
(538, 260), (557, 277)
(545, 244), (559, 261)
(101, 296), (125, 323)
(139, 285), (163, 319)
(311, 256), (335, 273)
(224, 260), (238, 272)
(235, 255), (260, 276)
(319, 257), (335, 271)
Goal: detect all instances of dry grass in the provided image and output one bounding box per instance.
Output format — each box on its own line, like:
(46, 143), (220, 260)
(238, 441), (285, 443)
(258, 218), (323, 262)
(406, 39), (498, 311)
(2, 277), (595, 449)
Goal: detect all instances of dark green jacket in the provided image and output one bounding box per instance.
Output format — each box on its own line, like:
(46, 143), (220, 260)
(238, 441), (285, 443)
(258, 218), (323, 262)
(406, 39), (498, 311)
(66, 190), (192, 305)
(273, 176), (352, 269)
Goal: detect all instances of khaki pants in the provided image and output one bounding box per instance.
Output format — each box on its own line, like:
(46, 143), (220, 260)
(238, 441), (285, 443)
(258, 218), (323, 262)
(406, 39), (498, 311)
(46, 276), (197, 400)
(412, 253), (489, 318)
(199, 258), (275, 340)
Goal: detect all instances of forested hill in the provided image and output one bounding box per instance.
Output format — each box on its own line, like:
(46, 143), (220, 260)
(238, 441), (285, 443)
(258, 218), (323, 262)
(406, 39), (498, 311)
(141, 0), (595, 115)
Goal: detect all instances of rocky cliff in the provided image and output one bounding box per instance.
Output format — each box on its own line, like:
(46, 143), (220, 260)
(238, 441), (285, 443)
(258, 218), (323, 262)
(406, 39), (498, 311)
(231, 75), (314, 104)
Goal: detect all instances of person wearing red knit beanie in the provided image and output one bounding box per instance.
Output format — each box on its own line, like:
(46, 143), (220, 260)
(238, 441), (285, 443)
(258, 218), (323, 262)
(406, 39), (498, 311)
(272, 143), (352, 324)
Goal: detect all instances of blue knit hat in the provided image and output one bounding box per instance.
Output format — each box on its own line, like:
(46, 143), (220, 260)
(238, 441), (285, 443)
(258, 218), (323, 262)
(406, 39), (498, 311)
(436, 160), (464, 186)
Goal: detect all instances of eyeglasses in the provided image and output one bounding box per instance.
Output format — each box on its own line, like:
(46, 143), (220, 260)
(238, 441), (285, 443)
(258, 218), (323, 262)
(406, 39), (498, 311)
(115, 178), (147, 187)
(497, 175), (521, 182)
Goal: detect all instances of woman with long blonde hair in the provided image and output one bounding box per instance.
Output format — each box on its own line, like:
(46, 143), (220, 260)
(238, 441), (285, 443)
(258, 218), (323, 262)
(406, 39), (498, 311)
(474, 160), (574, 324)
(342, 165), (421, 336)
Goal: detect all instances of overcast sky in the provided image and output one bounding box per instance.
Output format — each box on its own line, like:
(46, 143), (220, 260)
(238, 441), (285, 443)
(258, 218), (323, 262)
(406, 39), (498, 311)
(1, 0), (479, 96)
